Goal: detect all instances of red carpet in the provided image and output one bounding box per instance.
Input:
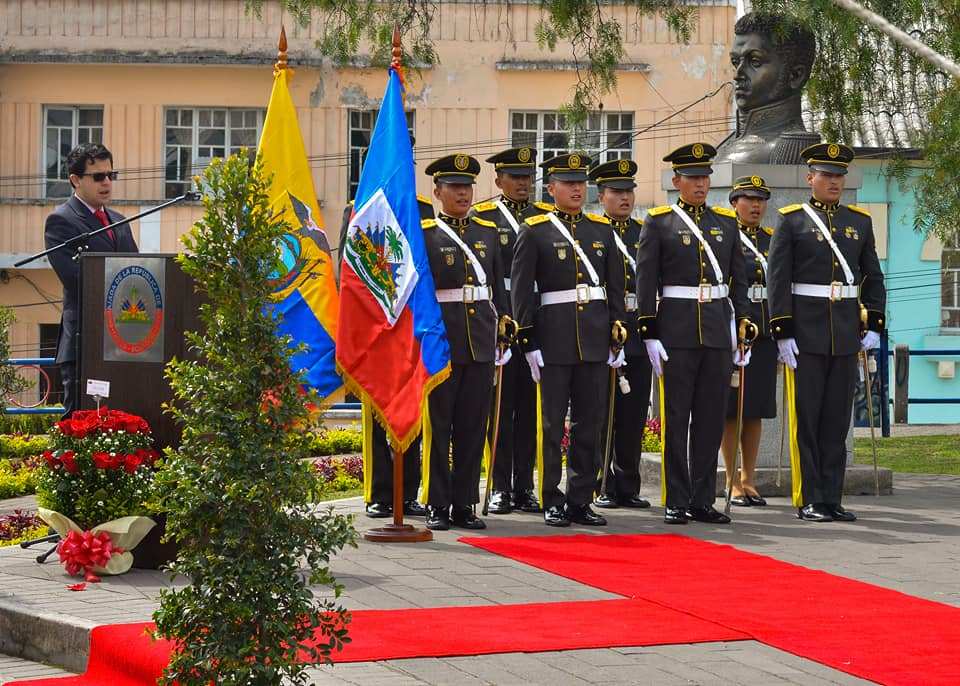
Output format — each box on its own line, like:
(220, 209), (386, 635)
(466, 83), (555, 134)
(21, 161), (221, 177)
(6, 598), (746, 685)
(11, 533), (960, 685)
(465, 534), (960, 686)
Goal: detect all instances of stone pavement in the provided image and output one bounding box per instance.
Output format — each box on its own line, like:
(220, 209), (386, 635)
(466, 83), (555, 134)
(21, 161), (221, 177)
(2, 474), (959, 685)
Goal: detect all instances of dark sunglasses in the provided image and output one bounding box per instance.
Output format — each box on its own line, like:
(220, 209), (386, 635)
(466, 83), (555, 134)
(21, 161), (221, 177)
(79, 171), (119, 182)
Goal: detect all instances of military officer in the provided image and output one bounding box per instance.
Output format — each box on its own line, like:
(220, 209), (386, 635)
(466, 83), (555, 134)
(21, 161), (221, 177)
(587, 158), (653, 510)
(420, 153), (509, 531)
(339, 194), (434, 519)
(721, 176), (778, 507)
(767, 143), (885, 522)
(470, 146), (553, 515)
(512, 152), (628, 527)
(635, 143), (754, 525)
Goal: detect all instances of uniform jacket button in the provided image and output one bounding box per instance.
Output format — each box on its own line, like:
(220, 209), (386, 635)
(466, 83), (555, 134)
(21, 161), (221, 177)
(468, 308), (476, 315)
(577, 305), (584, 311)
(467, 276), (474, 283)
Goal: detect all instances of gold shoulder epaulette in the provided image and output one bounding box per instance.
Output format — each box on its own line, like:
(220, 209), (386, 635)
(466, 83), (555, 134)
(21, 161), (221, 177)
(472, 201), (497, 212)
(778, 204), (803, 214)
(712, 206), (736, 218)
(472, 217), (497, 228)
(525, 214), (550, 226)
(586, 212), (610, 224)
(762, 226), (774, 236)
(417, 193), (432, 205)
(632, 217), (644, 227)
(848, 204), (871, 217)
(647, 205), (673, 217)
(533, 201), (554, 211)
(421, 218), (437, 229)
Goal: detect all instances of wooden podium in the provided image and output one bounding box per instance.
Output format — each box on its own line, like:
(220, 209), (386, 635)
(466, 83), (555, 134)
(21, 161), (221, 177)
(79, 253), (202, 450)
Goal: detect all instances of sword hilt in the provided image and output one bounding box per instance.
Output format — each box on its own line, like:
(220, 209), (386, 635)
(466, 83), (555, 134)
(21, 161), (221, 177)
(497, 315), (519, 347)
(738, 318), (759, 346)
(611, 320), (628, 350)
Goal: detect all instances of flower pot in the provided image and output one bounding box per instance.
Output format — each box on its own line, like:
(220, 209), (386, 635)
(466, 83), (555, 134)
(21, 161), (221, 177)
(132, 513), (179, 570)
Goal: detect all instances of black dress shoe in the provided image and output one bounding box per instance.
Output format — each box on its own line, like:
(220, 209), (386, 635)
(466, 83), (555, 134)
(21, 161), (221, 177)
(451, 506), (487, 530)
(514, 490), (542, 513)
(425, 505), (450, 530)
(745, 494), (767, 507)
(797, 504), (833, 522)
(729, 495), (751, 507)
(826, 504), (857, 521)
(365, 502), (392, 519)
(685, 506), (731, 524)
(543, 504), (570, 527)
(593, 493), (620, 509)
(619, 495), (651, 509)
(487, 491), (512, 515)
(566, 504), (607, 526)
(663, 507), (688, 525)
(403, 500), (427, 517)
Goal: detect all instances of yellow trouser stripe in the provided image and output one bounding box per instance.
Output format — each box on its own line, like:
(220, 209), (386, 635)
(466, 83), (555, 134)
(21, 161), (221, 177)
(536, 383), (544, 506)
(658, 375), (667, 506)
(419, 394), (433, 504)
(361, 400), (374, 503)
(784, 367), (803, 507)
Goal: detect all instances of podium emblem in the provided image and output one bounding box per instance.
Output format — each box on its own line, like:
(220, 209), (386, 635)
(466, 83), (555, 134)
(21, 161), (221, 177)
(104, 261), (165, 361)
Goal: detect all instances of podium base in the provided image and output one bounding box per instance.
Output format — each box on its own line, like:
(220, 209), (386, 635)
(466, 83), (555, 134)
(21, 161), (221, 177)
(363, 523), (433, 543)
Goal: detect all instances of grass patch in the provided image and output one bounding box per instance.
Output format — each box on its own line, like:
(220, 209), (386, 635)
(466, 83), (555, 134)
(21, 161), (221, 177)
(315, 487), (362, 502)
(854, 435), (960, 475)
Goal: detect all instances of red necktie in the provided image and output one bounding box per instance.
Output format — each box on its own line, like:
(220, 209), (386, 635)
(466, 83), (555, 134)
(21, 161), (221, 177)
(94, 208), (116, 243)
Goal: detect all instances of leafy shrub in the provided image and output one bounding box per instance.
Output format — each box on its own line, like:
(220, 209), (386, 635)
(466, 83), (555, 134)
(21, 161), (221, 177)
(0, 510), (47, 546)
(310, 428), (362, 456)
(0, 412), (59, 436)
(0, 458), (38, 498)
(0, 433), (50, 459)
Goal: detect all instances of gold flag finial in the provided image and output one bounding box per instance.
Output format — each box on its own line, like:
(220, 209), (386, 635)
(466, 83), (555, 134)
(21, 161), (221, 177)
(275, 25), (289, 73)
(391, 25), (401, 70)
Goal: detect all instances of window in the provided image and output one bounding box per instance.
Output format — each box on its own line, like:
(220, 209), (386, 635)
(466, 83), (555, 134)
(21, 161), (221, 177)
(510, 111), (634, 206)
(164, 108), (264, 198)
(348, 109), (415, 201)
(44, 106), (104, 198)
(943, 236), (960, 330)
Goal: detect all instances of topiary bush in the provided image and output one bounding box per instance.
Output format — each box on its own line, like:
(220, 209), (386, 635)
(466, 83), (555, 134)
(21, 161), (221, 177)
(153, 153), (356, 686)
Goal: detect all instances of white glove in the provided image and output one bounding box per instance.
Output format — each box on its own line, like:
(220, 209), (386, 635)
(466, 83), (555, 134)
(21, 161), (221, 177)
(644, 339), (669, 378)
(733, 346), (752, 367)
(861, 331), (880, 351)
(524, 349), (544, 383)
(495, 347), (512, 367)
(777, 338), (799, 370)
(607, 348), (627, 368)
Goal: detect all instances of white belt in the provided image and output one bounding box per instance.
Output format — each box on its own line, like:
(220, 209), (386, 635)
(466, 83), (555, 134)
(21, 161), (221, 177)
(749, 284), (767, 303)
(540, 284), (606, 306)
(661, 284), (729, 303)
(435, 285), (492, 303)
(625, 293), (638, 312)
(791, 282), (859, 301)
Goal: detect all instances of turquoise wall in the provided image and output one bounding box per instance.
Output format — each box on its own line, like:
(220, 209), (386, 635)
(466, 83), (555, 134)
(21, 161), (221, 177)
(857, 161), (960, 424)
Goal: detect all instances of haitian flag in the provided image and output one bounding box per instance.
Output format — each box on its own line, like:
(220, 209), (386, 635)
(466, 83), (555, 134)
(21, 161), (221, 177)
(336, 67), (451, 451)
(258, 63), (342, 400)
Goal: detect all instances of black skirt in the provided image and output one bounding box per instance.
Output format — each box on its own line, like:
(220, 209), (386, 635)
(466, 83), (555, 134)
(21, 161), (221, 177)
(726, 336), (778, 419)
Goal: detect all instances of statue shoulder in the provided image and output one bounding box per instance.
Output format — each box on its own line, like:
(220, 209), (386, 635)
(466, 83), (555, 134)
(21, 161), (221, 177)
(586, 212), (610, 225)
(647, 205), (673, 217)
(524, 214), (550, 226)
(471, 217), (497, 228)
(711, 206), (737, 218)
(778, 204), (803, 215)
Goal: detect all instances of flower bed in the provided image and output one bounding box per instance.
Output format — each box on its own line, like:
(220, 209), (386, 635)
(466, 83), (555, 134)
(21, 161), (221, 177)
(0, 456), (39, 499)
(311, 454), (363, 499)
(0, 509), (48, 547)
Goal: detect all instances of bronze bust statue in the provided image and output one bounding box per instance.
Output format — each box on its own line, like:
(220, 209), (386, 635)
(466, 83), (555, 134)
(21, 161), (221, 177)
(715, 13), (820, 165)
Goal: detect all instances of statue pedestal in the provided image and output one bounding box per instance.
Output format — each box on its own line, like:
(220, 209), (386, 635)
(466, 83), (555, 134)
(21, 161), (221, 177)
(657, 163), (862, 468)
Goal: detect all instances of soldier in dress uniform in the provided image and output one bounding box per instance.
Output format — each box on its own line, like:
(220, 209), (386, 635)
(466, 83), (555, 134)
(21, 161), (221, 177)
(470, 147), (553, 515)
(339, 194), (435, 519)
(635, 143), (755, 525)
(587, 158), (653, 510)
(420, 153), (510, 531)
(511, 152), (628, 527)
(721, 175), (778, 507)
(767, 143), (885, 522)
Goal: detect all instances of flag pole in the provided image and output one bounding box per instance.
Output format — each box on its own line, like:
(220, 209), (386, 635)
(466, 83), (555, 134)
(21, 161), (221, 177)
(362, 26), (432, 543)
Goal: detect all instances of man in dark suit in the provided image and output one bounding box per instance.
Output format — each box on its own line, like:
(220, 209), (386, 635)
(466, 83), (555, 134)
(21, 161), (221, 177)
(44, 143), (137, 417)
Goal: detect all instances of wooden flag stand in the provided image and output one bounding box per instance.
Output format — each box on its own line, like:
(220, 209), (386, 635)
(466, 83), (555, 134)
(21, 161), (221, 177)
(363, 446), (432, 542)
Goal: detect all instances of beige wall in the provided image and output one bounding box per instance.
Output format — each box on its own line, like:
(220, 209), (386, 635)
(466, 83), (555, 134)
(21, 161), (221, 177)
(1, 0), (736, 358)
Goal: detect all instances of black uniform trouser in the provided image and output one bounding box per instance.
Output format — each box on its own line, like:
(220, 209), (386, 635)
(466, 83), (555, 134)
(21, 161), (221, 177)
(795, 352), (857, 506)
(489, 347), (537, 496)
(423, 361), (494, 508)
(600, 354), (653, 498)
(362, 402), (421, 504)
(60, 361), (78, 418)
(662, 347), (732, 508)
(538, 361), (606, 510)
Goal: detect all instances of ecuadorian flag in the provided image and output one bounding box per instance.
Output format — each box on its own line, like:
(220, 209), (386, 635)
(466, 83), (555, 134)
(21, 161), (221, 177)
(336, 66), (451, 451)
(258, 65), (342, 400)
